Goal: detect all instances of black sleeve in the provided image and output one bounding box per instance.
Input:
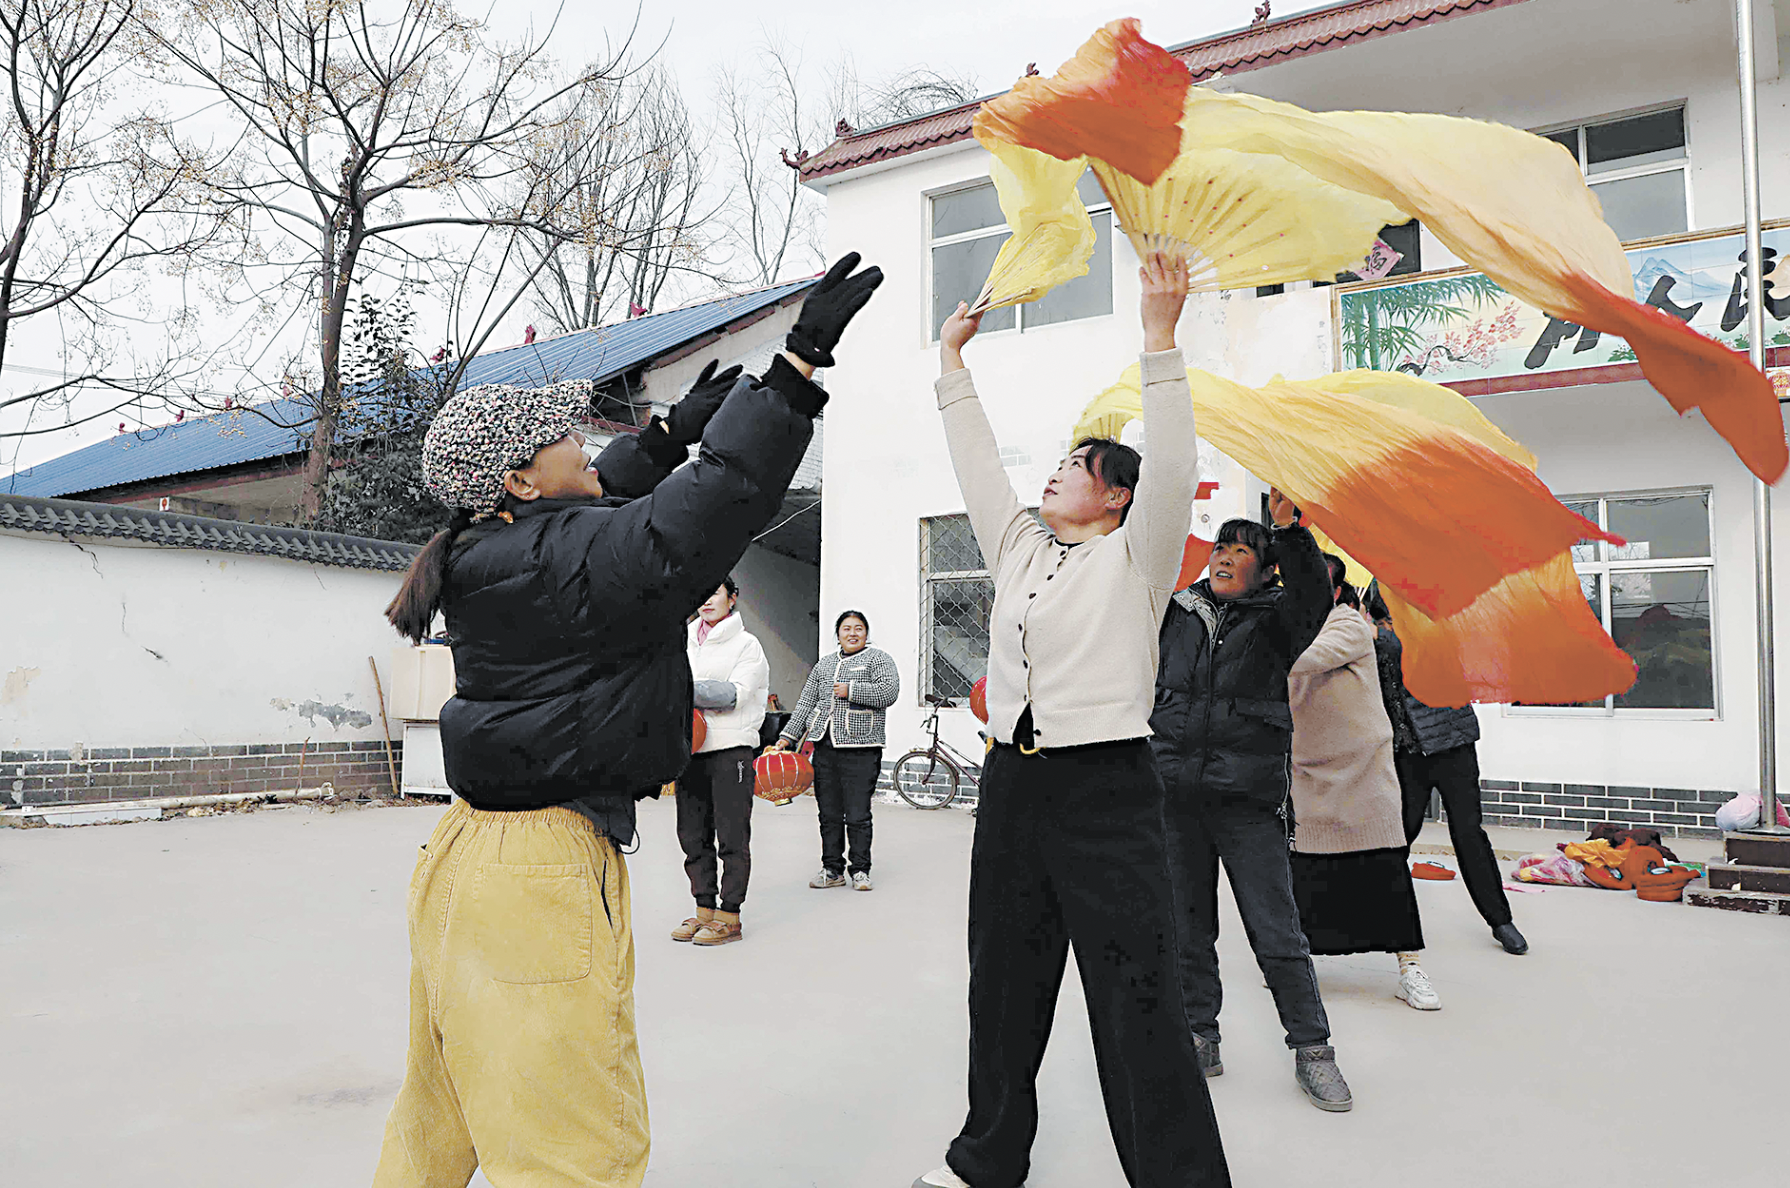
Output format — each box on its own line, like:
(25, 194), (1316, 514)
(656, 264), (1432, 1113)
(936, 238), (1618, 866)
(591, 418), (687, 499)
(1273, 524), (1332, 661)
(571, 355), (826, 609)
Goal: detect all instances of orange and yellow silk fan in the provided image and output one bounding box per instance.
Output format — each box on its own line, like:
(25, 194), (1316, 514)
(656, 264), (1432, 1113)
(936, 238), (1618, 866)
(1088, 95), (1406, 292)
(1074, 365), (1637, 705)
(968, 137), (1097, 314)
(1184, 88), (1787, 485)
(971, 18), (1190, 184)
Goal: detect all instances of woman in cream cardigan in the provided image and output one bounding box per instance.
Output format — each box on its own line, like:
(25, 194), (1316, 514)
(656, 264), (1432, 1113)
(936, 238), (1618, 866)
(1286, 556), (1439, 1011)
(912, 253), (1228, 1188)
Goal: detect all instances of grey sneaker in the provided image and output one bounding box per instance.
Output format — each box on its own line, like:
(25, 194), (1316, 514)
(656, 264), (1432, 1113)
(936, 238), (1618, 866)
(809, 868), (846, 889)
(1294, 1045), (1353, 1112)
(851, 870), (874, 891)
(912, 1167), (972, 1188)
(1193, 1034), (1223, 1077)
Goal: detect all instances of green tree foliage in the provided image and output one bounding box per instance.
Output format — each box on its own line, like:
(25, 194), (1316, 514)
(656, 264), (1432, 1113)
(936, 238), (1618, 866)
(313, 291), (454, 544)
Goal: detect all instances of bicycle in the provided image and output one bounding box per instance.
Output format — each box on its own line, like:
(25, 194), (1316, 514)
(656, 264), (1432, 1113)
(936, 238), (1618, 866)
(893, 695), (983, 809)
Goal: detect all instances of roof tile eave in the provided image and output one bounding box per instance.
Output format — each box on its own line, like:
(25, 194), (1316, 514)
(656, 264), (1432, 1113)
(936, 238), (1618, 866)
(797, 0), (1521, 180)
(0, 492), (423, 572)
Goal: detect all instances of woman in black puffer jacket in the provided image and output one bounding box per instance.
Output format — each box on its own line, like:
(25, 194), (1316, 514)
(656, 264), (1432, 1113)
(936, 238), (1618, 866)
(369, 255), (880, 1188)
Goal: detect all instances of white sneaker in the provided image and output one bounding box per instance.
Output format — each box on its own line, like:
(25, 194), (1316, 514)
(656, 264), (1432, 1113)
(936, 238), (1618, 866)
(851, 870), (874, 891)
(912, 1167), (972, 1188)
(809, 869), (846, 889)
(1396, 965), (1442, 1011)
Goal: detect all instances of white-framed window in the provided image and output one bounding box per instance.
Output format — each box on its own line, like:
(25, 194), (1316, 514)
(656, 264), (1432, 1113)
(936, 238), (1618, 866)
(927, 172), (1114, 339)
(918, 514), (993, 703)
(1540, 106), (1689, 243)
(1514, 488), (1716, 715)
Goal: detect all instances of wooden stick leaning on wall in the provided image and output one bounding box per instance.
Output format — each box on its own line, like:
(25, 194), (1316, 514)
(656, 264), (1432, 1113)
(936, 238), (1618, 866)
(368, 656), (403, 799)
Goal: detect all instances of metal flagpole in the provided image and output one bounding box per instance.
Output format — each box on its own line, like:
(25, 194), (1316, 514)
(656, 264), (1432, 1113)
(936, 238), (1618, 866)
(1736, 0), (1789, 834)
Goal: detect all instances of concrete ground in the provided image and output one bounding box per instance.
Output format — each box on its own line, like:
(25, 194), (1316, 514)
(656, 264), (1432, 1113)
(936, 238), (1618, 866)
(2, 795), (1785, 1187)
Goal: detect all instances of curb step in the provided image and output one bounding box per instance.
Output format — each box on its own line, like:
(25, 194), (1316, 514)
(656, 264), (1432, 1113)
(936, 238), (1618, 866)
(1705, 862), (1790, 894)
(1684, 879), (1790, 915)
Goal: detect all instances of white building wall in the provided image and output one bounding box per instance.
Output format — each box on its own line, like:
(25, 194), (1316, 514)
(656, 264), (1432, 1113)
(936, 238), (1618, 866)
(811, 0), (1790, 795)
(732, 544), (821, 708)
(1, 531), (403, 752)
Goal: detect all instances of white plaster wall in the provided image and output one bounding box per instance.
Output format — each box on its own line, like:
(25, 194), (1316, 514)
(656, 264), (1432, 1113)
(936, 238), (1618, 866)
(731, 544), (821, 708)
(0, 532), (405, 751)
(1226, 0), (1790, 237)
(1472, 382), (1789, 795)
(809, 0), (1790, 782)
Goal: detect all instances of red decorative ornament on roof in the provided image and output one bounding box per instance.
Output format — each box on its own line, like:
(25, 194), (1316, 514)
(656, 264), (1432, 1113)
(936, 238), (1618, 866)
(972, 18), (1191, 184)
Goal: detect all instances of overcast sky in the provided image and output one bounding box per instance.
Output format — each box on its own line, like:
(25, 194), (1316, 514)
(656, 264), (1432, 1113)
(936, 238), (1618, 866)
(3, 1), (1316, 473)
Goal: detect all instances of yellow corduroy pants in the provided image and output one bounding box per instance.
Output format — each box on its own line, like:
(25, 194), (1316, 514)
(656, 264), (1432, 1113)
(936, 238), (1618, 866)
(372, 801), (649, 1188)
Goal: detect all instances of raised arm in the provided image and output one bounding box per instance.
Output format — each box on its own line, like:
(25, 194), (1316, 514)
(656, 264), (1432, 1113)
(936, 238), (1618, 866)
(1291, 605), (1375, 676)
(587, 255), (883, 608)
(935, 303), (1049, 570)
(1270, 494), (1334, 661)
(1124, 253), (1197, 590)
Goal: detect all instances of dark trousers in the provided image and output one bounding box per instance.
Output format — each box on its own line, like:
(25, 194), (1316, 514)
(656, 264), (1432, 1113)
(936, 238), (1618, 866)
(676, 747), (755, 913)
(812, 738), (879, 876)
(1397, 743), (1512, 928)
(1165, 797), (1331, 1050)
(947, 742), (1229, 1188)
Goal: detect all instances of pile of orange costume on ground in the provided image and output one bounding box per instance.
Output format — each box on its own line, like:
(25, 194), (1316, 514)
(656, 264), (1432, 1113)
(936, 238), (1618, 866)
(978, 20), (1785, 485)
(1513, 827), (1699, 902)
(1074, 367), (1637, 706)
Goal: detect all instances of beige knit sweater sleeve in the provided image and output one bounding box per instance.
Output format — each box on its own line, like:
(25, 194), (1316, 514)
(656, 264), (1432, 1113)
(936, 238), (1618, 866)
(935, 368), (1049, 570)
(1291, 604), (1376, 675)
(1124, 349), (1199, 591)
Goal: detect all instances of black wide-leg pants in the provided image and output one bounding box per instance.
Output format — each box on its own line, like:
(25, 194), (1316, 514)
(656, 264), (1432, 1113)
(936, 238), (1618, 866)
(946, 740), (1230, 1188)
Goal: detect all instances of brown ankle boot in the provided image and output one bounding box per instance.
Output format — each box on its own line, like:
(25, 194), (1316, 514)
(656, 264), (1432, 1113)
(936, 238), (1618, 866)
(692, 910), (742, 946)
(672, 906), (714, 942)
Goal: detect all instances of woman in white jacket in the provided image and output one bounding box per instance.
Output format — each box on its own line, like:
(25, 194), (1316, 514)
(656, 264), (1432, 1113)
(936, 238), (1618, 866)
(675, 576), (770, 946)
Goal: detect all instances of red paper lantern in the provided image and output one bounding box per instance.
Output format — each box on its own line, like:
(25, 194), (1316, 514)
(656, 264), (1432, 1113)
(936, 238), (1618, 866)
(753, 749), (814, 805)
(969, 676), (989, 724)
(691, 710), (707, 754)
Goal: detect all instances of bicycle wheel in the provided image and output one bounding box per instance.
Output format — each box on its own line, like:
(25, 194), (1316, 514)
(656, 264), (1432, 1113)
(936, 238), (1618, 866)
(894, 750), (960, 809)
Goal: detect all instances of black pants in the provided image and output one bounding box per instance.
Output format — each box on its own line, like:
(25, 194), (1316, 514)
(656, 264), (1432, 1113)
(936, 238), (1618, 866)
(812, 738), (878, 876)
(1397, 743), (1511, 928)
(676, 747), (755, 913)
(947, 741), (1228, 1188)
(1165, 797), (1331, 1050)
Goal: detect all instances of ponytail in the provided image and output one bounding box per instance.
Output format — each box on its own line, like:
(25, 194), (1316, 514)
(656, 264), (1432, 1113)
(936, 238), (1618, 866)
(386, 509), (473, 643)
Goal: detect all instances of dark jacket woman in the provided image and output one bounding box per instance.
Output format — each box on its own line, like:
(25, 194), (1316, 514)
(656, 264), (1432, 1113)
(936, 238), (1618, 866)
(1149, 524), (1332, 808)
(438, 361), (823, 844)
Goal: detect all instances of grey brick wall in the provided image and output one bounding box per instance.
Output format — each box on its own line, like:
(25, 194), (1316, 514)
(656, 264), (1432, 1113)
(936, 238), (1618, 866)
(1478, 779), (1724, 838)
(3, 741), (401, 807)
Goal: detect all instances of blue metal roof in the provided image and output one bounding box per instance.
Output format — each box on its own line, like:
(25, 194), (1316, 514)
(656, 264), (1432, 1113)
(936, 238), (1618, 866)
(3, 277), (816, 498)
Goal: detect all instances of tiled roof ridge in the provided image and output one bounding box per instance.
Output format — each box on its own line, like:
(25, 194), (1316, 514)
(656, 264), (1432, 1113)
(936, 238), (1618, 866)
(485, 276), (817, 357)
(798, 0), (1525, 181)
(0, 493), (421, 572)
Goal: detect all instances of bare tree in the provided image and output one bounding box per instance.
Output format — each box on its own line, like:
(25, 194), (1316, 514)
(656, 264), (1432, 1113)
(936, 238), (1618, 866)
(145, 0), (638, 518)
(714, 41), (827, 289)
(519, 68), (716, 335)
(714, 41), (976, 290)
(0, 0), (226, 448)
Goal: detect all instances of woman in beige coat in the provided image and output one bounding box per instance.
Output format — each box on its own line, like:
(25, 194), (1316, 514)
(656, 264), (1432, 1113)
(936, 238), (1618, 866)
(1287, 555), (1440, 1012)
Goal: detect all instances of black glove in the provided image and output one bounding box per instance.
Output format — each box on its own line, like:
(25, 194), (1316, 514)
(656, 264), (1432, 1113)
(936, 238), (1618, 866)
(785, 252), (884, 368)
(663, 359), (743, 446)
